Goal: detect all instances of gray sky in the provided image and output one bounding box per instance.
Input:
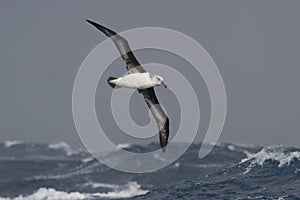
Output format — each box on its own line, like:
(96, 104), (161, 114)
(1, 1), (300, 149)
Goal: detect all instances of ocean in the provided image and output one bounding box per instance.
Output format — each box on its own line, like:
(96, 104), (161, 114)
(0, 141), (299, 200)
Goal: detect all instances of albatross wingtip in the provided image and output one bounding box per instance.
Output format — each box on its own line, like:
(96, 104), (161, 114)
(85, 19), (117, 38)
(85, 19), (97, 26)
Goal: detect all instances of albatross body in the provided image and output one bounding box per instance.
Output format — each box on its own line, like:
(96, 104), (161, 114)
(108, 72), (167, 89)
(86, 19), (170, 153)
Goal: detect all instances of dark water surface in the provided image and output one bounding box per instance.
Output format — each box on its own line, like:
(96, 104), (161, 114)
(0, 141), (299, 200)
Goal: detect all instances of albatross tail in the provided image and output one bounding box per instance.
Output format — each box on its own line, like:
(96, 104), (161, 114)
(107, 76), (118, 88)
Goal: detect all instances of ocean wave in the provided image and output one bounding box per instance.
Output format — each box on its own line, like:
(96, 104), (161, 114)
(0, 141), (89, 160)
(3, 140), (23, 148)
(81, 156), (95, 163)
(227, 144), (236, 151)
(31, 161), (103, 181)
(0, 182), (148, 200)
(48, 142), (75, 156)
(224, 143), (261, 153)
(93, 181), (148, 199)
(0, 188), (86, 200)
(1, 142), (300, 199)
(240, 146), (300, 174)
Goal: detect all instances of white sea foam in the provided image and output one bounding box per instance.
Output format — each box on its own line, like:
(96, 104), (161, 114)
(3, 140), (22, 148)
(174, 162), (180, 168)
(82, 181), (148, 197)
(227, 145), (235, 151)
(0, 188), (86, 200)
(226, 143), (257, 152)
(116, 143), (131, 149)
(48, 142), (74, 156)
(240, 146), (300, 174)
(233, 143), (256, 148)
(94, 181), (148, 199)
(82, 182), (118, 189)
(0, 182), (148, 200)
(81, 156), (94, 163)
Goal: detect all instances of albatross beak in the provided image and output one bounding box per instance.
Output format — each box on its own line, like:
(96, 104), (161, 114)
(162, 82), (167, 88)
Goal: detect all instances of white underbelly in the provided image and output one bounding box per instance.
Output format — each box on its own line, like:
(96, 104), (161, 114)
(113, 73), (156, 89)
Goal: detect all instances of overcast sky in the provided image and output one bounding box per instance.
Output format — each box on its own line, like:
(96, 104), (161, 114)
(1, 1), (300, 149)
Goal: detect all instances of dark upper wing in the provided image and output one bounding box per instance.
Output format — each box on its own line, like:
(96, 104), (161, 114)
(142, 88), (169, 152)
(86, 19), (169, 152)
(86, 19), (145, 74)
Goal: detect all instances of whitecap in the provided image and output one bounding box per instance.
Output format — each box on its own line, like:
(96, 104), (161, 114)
(227, 145), (235, 151)
(0, 188), (86, 200)
(174, 162), (180, 168)
(233, 143), (257, 148)
(3, 140), (22, 148)
(81, 156), (94, 163)
(48, 142), (74, 156)
(82, 182), (118, 189)
(93, 181), (148, 199)
(0, 182), (148, 200)
(240, 146), (300, 174)
(116, 143), (131, 149)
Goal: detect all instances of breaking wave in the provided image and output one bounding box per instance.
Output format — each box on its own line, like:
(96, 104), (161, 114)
(0, 181), (148, 200)
(240, 145), (300, 174)
(3, 140), (23, 148)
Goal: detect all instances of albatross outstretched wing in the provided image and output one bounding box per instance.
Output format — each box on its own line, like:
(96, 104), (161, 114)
(86, 19), (169, 152)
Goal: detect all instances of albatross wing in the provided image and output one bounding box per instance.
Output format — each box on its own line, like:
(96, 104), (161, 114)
(86, 19), (145, 74)
(86, 19), (169, 152)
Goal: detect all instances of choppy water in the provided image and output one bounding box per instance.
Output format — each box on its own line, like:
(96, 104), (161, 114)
(0, 141), (299, 200)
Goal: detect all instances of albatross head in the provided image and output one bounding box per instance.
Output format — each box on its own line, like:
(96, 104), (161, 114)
(152, 75), (167, 88)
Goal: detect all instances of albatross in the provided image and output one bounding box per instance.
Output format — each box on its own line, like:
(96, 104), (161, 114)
(86, 19), (170, 152)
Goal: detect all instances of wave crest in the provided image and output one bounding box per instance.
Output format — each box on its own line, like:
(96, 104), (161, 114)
(240, 146), (300, 174)
(3, 140), (23, 148)
(48, 142), (75, 156)
(0, 182), (148, 200)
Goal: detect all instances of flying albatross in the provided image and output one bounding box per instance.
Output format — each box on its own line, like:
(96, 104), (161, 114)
(86, 19), (169, 152)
